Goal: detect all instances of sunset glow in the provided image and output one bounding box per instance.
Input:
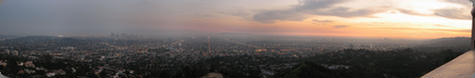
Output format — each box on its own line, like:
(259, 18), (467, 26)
(0, 0), (473, 77)
(0, 0), (472, 39)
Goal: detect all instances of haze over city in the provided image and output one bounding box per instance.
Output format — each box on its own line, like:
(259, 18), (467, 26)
(0, 0), (473, 78)
(0, 0), (472, 39)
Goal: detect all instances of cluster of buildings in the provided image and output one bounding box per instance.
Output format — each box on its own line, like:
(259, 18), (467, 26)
(0, 35), (412, 77)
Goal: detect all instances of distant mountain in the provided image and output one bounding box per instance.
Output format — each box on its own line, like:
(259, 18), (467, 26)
(7, 36), (58, 41)
(0, 34), (18, 40)
(0, 36), (111, 50)
(415, 37), (470, 51)
(428, 37), (470, 45)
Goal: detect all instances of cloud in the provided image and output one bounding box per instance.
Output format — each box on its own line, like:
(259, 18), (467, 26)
(312, 19), (333, 23)
(311, 7), (379, 17)
(397, 9), (432, 16)
(295, 0), (347, 10)
(444, 0), (471, 6)
(253, 0), (383, 23)
(433, 24), (452, 27)
(373, 27), (470, 33)
(253, 10), (305, 23)
(333, 25), (349, 28)
(396, 7), (470, 20)
(434, 8), (471, 20)
(0, 0), (211, 35)
(426, 0), (472, 20)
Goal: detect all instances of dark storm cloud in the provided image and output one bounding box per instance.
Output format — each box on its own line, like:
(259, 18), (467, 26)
(253, 0), (381, 23)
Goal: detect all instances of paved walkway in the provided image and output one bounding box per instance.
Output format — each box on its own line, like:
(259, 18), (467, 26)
(422, 50), (475, 78)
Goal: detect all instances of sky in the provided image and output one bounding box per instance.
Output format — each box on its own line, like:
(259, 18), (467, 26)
(0, 0), (472, 39)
